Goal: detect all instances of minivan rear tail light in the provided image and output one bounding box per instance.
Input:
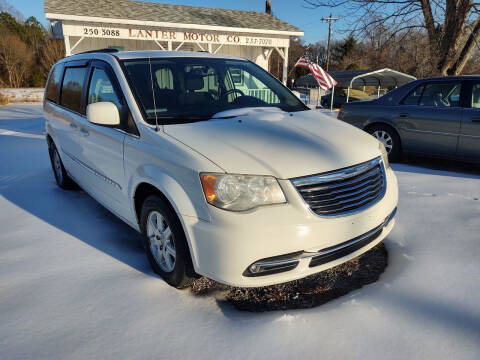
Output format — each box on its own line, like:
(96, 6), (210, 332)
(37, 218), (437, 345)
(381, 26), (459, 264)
(337, 104), (344, 119)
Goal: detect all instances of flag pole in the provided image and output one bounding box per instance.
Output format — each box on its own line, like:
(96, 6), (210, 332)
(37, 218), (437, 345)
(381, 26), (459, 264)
(330, 86), (334, 110)
(316, 55), (320, 108)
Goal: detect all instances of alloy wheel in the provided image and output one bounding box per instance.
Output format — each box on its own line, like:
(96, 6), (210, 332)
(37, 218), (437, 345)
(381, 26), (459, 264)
(372, 130), (393, 154)
(53, 149), (63, 183)
(147, 211), (176, 273)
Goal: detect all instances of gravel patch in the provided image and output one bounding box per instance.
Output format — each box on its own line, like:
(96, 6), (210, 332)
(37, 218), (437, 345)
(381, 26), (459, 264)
(191, 243), (388, 312)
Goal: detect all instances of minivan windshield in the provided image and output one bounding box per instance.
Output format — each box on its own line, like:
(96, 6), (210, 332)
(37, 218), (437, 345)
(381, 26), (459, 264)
(121, 57), (308, 124)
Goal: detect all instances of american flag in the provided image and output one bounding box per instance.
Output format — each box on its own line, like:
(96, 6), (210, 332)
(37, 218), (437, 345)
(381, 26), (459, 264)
(294, 55), (337, 91)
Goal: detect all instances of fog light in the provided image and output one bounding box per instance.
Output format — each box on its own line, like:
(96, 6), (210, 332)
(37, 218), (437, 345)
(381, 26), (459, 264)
(244, 257), (301, 277)
(249, 264), (260, 273)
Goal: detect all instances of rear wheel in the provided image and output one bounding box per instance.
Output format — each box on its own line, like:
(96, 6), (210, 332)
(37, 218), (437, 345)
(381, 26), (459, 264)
(367, 124), (402, 162)
(140, 195), (196, 288)
(48, 142), (76, 189)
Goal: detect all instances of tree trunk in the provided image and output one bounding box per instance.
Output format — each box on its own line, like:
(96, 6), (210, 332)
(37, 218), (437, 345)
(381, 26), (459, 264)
(419, 0), (439, 69)
(438, 1), (472, 75)
(448, 17), (480, 75)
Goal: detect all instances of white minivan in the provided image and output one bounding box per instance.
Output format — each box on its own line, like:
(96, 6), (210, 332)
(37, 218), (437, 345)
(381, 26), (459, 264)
(44, 50), (398, 288)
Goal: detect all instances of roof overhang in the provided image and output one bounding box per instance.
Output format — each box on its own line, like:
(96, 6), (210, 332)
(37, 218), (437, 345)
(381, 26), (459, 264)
(45, 13), (305, 37)
(294, 68), (416, 89)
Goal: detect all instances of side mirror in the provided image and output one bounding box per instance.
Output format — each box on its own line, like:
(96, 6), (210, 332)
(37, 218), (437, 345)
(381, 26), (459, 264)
(86, 102), (120, 126)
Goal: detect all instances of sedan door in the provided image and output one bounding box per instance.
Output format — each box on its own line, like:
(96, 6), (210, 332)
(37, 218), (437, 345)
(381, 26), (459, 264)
(458, 81), (480, 160)
(396, 81), (463, 157)
(76, 61), (130, 220)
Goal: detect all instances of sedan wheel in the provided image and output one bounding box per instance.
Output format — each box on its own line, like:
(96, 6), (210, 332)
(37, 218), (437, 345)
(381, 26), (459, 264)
(147, 211), (176, 273)
(367, 124), (402, 162)
(372, 130), (393, 155)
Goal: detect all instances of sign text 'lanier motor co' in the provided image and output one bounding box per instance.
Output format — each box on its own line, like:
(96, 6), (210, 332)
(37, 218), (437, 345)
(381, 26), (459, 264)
(63, 24), (289, 47)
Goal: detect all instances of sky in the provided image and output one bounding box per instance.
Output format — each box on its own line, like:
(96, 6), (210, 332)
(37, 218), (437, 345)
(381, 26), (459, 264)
(11, 0), (340, 44)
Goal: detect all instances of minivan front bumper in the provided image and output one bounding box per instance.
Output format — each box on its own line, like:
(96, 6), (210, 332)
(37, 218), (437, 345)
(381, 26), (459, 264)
(182, 167), (398, 287)
(243, 207), (396, 277)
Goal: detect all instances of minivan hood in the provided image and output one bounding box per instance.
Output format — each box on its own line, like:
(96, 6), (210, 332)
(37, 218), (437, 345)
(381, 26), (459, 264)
(164, 108), (380, 179)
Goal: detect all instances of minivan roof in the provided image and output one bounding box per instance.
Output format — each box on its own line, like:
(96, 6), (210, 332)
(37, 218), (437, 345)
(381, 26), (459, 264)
(64, 50), (246, 62)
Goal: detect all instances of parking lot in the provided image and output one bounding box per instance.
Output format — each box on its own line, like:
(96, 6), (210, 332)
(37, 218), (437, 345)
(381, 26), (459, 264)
(1, 104), (479, 359)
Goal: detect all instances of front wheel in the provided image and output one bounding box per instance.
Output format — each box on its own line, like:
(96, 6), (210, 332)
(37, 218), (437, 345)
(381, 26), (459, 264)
(367, 125), (402, 162)
(140, 195), (196, 288)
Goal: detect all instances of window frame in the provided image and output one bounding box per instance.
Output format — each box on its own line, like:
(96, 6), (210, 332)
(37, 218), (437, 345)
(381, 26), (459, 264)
(45, 63), (65, 104)
(58, 59), (90, 116)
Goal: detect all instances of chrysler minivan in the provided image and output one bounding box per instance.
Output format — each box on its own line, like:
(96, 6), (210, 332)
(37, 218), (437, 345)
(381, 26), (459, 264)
(44, 50), (398, 288)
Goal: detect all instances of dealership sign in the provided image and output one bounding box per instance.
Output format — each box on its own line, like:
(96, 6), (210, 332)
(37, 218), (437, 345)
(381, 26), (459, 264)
(62, 23), (289, 47)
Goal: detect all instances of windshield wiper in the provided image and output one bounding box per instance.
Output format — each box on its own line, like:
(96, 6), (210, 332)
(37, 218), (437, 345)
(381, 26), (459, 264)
(147, 115), (211, 124)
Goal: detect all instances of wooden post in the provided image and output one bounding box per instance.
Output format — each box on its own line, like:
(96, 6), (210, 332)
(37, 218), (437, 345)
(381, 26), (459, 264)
(282, 47), (289, 85)
(64, 35), (71, 56)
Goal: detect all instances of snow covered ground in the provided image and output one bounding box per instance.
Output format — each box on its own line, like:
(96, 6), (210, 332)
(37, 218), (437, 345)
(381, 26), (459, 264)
(1, 104), (479, 360)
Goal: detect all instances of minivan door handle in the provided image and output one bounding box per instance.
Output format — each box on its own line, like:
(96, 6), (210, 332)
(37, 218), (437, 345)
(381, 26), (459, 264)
(471, 118), (480, 123)
(399, 113), (409, 118)
(80, 128), (89, 136)
(70, 123), (78, 129)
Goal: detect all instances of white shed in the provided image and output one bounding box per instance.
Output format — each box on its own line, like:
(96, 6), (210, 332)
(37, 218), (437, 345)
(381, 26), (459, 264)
(44, 0), (304, 84)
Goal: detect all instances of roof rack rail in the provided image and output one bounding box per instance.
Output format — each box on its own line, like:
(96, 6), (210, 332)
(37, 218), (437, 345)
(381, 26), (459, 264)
(77, 48), (120, 55)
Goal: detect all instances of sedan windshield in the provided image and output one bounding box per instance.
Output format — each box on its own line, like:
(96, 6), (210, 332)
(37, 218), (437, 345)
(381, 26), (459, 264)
(121, 57), (308, 124)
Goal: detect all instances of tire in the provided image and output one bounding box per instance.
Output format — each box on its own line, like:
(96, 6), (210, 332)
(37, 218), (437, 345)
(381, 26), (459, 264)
(48, 142), (77, 189)
(367, 124), (402, 162)
(140, 195), (196, 288)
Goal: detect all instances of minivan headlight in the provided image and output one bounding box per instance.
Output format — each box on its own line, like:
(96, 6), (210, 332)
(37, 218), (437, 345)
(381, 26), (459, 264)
(200, 173), (286, 211)
(378, 142), (390, 169)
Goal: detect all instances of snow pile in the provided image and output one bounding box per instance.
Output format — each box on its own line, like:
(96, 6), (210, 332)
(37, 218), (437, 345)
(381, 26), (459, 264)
(0, 88), (44, 103)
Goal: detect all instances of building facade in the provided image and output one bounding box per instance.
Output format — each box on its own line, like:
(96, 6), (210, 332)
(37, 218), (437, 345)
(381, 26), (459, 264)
(45, 0), (303, 84)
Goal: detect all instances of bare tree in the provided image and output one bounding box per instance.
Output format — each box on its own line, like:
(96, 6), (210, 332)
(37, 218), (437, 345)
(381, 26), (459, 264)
(307, 41), (328, 66)
(303, 0), (480, 76)
(39, 40), (65, 79)
(0, 30), (33, 87)
(0, 0), (23, 22)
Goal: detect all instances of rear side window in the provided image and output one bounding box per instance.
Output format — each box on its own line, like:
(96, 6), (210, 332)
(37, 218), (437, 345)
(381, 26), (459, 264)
(45, 63), (64, 103)
(60, 67), (88, 114)
(471, 82), (480, 108)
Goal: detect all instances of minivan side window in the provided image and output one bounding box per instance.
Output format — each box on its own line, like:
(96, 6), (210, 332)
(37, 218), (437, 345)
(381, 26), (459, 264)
(87, 68), (124, 116)
(60, 67), (88, 114)
(45, 63), (64, 103)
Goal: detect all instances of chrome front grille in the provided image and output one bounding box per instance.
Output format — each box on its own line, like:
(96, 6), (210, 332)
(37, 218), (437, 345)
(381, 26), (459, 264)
(291, 157), (386, 217)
